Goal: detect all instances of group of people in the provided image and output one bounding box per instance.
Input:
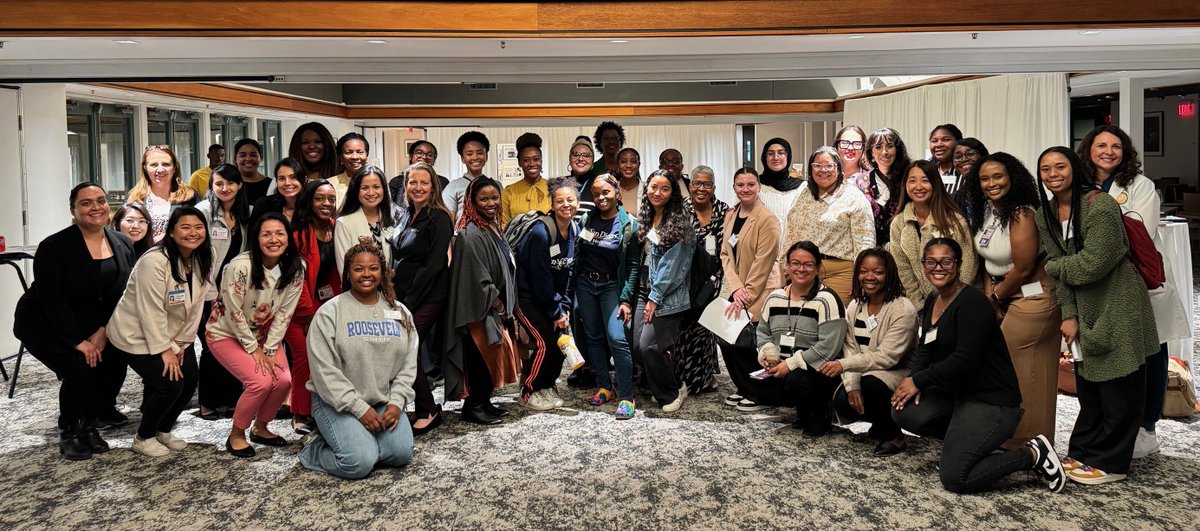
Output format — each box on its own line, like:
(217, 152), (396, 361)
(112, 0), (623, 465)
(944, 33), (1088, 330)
(14, 119), (1183, 492)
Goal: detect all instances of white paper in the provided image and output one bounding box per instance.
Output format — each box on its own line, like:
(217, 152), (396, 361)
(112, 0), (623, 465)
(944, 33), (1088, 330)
(924, 327), (938, 344)
(1020, 281), (1044, 298)
(549, 244), (561, 257)
(698, 298), (750, 344)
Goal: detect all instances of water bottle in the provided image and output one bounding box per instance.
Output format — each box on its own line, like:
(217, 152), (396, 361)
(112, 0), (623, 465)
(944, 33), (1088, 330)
(558, 331), (585, 370)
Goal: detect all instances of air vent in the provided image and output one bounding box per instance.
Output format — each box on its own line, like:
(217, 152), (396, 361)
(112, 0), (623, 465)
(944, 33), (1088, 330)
(576, 82), (606, 89)
(467, 83), (498, 91)
(710, 81), (738, 86)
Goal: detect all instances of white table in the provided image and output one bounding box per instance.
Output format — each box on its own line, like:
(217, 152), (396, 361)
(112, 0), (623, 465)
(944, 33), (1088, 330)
(1157, 221), (1194, 372)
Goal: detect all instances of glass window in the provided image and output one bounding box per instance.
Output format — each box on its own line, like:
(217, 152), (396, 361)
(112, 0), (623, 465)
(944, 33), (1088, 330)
(66, 102), (134, 203)
(259, 119), (282, 170)
(99, 114), (132, 198)
(67, 112), (92, 187)
(211, 115), (225, 154)
(172, 112), (199, 178)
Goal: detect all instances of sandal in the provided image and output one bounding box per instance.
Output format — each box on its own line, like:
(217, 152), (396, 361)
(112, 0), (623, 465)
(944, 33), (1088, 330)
(587, 388), (614, 406)
(614, 400), (636, 420)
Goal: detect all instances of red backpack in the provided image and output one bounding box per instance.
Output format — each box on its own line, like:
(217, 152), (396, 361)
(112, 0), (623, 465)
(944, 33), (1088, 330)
(1087, 191), (1165, 289)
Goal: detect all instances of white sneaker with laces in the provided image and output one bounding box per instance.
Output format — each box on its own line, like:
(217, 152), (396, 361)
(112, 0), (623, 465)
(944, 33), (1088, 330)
(1132, 427), (1161, 458)
(735, 399), (771, 412)
(132, 435), (171, 457)
(526, 390), (558, 411)
(156, 432), (188, 451)
(549, 387), (565, 408)
(662, 383), (688, 413)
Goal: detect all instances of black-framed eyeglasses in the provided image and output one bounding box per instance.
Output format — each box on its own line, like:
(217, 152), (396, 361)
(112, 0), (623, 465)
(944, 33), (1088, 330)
(570, 152), (592, 159)
(412, 149), (437, 159)
(952, 150), (979, 162)
(690, 181), (715, 190)
(837, 140), (864, 150)
(788, 260), (818, 271)
(921, 257), (959, 270)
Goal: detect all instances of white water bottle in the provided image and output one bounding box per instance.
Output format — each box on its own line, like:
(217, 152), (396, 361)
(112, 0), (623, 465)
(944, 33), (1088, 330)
(558, 331), (585, 370)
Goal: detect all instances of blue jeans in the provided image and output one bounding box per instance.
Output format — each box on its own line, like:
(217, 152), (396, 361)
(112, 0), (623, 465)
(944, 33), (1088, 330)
(575, 275), (634, 400)
(300, 394), (414, 480)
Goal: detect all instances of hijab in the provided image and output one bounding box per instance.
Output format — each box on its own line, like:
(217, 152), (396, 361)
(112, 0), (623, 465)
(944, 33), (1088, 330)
(759, 138), (804, 192)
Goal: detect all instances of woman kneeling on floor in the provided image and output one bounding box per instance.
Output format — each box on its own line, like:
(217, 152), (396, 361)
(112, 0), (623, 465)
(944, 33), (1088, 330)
(753, 241), (848, 436)
(891, 238), (1065, 493)
(300, 239), (417, 479)
(822, 248), (918, 457)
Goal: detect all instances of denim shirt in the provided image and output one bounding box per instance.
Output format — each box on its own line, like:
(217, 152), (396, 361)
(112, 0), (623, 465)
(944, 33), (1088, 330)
(642, 228), (694, 317)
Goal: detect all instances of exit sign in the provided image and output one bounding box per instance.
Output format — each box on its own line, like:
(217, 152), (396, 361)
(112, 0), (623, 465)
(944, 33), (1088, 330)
(1181, 103), (1197, 118)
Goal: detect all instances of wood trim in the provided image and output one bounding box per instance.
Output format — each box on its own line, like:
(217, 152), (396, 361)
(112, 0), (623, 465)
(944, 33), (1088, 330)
(346, 101), (837, 120)
(88, 82), (348, 117)
(2, 1), (1195, 38)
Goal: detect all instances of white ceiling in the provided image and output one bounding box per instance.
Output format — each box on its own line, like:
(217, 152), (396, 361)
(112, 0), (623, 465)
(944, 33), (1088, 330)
(3, 28), (1200, 83)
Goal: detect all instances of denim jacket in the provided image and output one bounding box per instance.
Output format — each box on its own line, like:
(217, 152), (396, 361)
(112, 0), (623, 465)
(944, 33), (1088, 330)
(573, 206), (641, 305)
(641, 227), (695, 317)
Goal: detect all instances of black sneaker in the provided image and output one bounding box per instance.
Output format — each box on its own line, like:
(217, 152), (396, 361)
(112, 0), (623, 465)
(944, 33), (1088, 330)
(1027, 434), (1066, 493)
(95, 408), (129, 429)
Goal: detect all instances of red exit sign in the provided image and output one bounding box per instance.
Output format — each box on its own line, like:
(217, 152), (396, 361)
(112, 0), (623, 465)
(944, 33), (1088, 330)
(1181, 102), (1196, 118)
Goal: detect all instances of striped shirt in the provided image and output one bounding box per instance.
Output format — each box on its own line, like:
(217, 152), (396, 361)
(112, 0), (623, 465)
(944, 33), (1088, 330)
(755, 285), (848, 371)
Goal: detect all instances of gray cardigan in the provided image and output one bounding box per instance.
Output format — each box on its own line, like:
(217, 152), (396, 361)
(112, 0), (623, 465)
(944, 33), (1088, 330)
(839, 296), (918, 392)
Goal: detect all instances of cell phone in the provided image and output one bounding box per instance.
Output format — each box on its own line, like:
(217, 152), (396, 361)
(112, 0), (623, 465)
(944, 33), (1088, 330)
(750, 369), (772, 380)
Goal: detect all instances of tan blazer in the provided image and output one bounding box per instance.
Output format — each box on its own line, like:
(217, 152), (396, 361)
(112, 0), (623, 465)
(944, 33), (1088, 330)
(720, 200), (782, 322)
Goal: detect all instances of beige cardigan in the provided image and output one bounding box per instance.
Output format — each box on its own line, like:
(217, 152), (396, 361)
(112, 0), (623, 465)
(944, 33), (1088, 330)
(719, 200), (782, 322)
(888, 204), (976, 302)
(107, 250), (211, 356)
(839, 296), (918, 392)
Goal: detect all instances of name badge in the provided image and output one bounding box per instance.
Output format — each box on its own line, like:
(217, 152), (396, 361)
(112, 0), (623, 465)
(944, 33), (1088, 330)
(924, 327), (938, 344)
(317, 285), (334, 300)
(167, 289), (186, 306)
(705, 234), (717, 255)
(866, 315), (879, 332)
(211, 226), (229, 241)
(779, 333), (796, 349)
(1061, 220), (1073, 241)
(384, 310), (405, 320)
(1020, 281), (1044, 298)
(549, 244), (562, 258)
(977, 226), (997, 248)
(580, 229), (595, 242)
(647, 228), (661, 245)
(727, 233), (739, 248)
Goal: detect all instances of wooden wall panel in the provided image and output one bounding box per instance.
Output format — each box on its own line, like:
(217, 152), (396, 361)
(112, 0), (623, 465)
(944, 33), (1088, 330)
(91, 82), (348, 117)
(1, 1), (1194, 37)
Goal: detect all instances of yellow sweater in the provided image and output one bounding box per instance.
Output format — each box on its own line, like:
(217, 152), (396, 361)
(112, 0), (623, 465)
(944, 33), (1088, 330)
(501, 178), (550, 227)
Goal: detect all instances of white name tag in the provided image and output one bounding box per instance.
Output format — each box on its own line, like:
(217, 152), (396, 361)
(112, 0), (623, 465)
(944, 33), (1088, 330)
(727, 233), (739, 248)
(167, 289), (186, 306)
(647, 228), (661, 245)
(211, 226), (229, 241)
(549, 244), (561, 258)
(866, 315), (879, 332)
(977, 225), (996, 248)
(317, 285), (334, 300)
(580, 229), (595, 242)
(705, 234), (717, 255)
(924, 327), (938, 344)
(384, 310), (405, 320)
(1061, 220), (1073, 241)
(779, 333), (796, 349)
(1020, 281), (1044, 298)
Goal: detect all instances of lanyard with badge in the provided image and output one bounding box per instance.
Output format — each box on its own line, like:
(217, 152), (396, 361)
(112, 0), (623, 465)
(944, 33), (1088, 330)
(977, 208), (1001, 248)
(779, 295), (802, 354)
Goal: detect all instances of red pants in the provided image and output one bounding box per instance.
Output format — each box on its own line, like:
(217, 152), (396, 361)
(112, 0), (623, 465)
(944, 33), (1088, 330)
(285, 314), (314, 416)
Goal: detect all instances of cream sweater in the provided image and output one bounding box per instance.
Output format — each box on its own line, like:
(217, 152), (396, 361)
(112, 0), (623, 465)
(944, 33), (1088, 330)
(107, 250), (211, 356)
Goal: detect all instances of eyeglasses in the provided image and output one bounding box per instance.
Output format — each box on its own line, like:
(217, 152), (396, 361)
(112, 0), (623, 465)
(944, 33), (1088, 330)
(412, 150), (436, 159)
(690, 181), (715, 190)
(921, 257), (959, 270)
(952, 150), (979, 162)
(788, 261), (818, 270)
(810, 163), (837, 172)
(570, 152), (592, 159)
(837, 140), (864, 150)
(121, 218), (149, 227)
(661, 158), (682, 166)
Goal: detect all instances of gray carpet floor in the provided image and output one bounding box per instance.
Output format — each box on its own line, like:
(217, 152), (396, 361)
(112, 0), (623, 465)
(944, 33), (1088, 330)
(1, 353), (1199, 530)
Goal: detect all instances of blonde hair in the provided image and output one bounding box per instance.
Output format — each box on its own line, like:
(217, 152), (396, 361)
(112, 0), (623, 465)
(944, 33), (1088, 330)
(127, 145), (196, 204)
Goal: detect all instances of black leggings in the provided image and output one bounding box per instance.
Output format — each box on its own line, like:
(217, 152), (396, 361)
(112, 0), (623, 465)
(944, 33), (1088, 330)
(893, 389), (1031, 494)
(27, 344), (126, 428)
(197, 302), (243, 410)
(832, 375), (902, 441)
(516, 300), (566, 399)
(119, 346), (199, 440)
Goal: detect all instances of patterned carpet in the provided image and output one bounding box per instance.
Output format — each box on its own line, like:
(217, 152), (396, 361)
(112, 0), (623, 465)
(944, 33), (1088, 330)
(0, 354), (1198, 530)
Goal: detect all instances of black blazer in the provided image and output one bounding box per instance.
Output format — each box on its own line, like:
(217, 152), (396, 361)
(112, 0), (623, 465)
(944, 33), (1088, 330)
(13, 225), (135, 353)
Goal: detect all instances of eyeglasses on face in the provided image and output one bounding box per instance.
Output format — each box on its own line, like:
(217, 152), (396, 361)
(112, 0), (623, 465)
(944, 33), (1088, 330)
(412, 150), (436, 158)
(952, 150), (979, 162)
(570, 152), (592, 159)
(810, 163), (837, 172)
(788, 260), (818, 270)
(836, 140), (864, 150)
(921, 257), (959, 270)
(690, 181), (715, 190)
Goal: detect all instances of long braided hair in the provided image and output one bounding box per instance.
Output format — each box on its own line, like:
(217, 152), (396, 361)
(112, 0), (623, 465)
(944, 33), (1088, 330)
(455, 177), (503, 235)
(340, 236), (398, 309)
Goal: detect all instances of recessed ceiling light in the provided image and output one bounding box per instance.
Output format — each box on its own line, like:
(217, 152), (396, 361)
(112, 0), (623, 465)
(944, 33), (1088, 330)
(114, 39), (139, 44)
(1081, 30), (1101, 35)
(366, 40), (388, 44)
(610, 40), (629, 43)
(847, 35), (865, 39)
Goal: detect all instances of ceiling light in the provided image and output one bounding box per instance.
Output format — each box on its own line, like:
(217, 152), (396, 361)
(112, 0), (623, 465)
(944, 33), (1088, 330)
(610, 40), (629, 43)
(114, 39), (138, 44)
(1081, 30), (1101, 35)
(847, 35), (865, 39)
(367, 40), (388, 44)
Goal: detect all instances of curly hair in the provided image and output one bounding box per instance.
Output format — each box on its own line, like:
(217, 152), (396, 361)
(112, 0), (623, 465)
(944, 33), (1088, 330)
(963, 152), (1041, 234)
(636, 170), (694, 248)
(1077, 125), (1142, 188)
(340, 237), (398, 309)
(456, 131), (490, 155)
(849, 247), (906, 302)
(593, 121), (626, 150)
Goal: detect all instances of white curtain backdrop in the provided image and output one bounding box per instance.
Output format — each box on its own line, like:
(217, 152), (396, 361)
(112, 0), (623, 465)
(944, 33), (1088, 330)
(843, 74), (1069, 171)
(426, 124), (740, 204)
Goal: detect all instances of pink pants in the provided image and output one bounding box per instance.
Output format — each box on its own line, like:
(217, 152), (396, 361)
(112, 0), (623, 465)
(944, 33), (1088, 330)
(209, 338), (292, 430)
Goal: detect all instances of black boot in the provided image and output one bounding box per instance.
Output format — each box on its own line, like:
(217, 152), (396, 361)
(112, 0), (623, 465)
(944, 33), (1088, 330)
(482, 399), (510, 417)
(80, 419), (110, 454)
(59, 420), (93, 461)
(461, 402), (502, 425)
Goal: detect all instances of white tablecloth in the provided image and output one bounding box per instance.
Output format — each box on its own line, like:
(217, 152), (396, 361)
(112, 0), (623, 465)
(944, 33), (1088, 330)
(1158, 222), (1194, 371)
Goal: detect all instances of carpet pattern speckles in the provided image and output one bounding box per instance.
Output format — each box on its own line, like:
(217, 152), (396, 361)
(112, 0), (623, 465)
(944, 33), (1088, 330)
(1, 359), (1199, 530)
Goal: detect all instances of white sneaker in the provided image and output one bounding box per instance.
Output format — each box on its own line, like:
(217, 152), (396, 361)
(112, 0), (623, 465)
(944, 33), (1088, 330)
(526, 390), (558, 411)
(735, 399), (771, 412)
(549, 387), (565, 408)
(724, 394), (743, 406)
(156, 432), (188, 451)
(662, 384), (688, 413)
(1132, 428), (1161, 458)
(132, 435), (171, 457)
